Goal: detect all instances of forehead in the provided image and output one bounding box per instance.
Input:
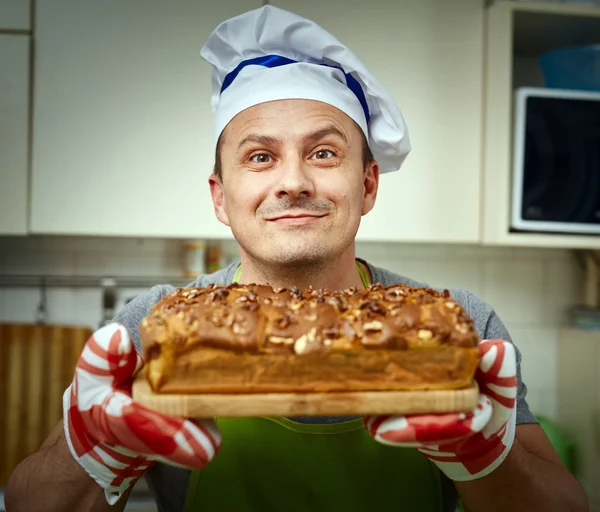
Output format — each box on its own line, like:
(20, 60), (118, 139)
(221, 99), (363, 143)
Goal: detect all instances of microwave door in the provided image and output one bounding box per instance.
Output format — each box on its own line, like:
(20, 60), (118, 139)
(517, 94), (600, 234)
(524, 130), (598, 223)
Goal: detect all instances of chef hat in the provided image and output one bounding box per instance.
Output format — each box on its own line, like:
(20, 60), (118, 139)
(200, 5), (411, 173)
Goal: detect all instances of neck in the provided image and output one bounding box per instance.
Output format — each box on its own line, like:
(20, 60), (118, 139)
(236, 247), (367, 291)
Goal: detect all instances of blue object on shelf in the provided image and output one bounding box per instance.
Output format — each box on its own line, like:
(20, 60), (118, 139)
(540, 45), (600, 92)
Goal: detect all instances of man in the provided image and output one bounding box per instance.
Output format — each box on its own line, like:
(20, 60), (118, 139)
(5, 6), (587, 512)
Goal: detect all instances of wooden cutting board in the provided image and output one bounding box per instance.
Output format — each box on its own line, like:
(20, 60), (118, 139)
(132, 373), (479, 418)
(0, 323), (92, 486)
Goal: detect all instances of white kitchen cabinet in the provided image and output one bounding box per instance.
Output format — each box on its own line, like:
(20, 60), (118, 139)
(0, 34), (29, 235)
(31, 1), (260, 239)
(0, 0), (30, 30)
(273, 0), (485, 243)
(483, 1), (600, 249)
(557, 328), (600, 511)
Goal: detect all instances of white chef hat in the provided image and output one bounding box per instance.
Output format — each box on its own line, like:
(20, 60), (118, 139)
(200, 5), (411, 173)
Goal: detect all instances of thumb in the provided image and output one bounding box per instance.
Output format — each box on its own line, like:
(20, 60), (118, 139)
(476, 339), (517, 411)
(75, 323), (142, 391)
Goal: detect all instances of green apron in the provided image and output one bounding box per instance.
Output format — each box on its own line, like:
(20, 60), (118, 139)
(183, 261), (444, 511)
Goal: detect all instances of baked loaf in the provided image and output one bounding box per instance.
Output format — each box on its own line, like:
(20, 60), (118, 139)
(139, 282), (480, 394)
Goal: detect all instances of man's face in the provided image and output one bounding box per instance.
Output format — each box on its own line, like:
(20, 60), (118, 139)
(209, 99), (379, 268)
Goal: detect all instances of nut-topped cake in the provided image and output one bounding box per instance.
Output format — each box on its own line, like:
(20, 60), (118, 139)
(139, 282), (480, 394)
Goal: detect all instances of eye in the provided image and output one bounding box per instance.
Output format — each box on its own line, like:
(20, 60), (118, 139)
(312, 149), (336, 160)
(250, 153), (272, 164)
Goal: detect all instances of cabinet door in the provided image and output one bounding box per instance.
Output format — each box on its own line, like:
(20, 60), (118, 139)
(31, 1), (260, 239)
(0, 34), (29, 235)
(0, 0), (30, 30)
(272, 0), (484, 243)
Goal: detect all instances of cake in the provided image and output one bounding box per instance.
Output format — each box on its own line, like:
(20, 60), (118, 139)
(139, 282), (480, 394)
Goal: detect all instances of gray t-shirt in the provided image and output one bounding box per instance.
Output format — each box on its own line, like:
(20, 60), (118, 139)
(115, 260), (537, 512)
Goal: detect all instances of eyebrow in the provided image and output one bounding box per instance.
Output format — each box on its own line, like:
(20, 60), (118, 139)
(237, 134), (280, 151)
(236, 125), (348, 151)
(305, 126), (348, 145)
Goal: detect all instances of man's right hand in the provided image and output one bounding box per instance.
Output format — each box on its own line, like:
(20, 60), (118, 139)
(63, 322), (222, 505)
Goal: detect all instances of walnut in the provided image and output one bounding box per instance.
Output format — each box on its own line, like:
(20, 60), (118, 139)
(232, 321), (249, 335)
(209, 288), (229, 302)
(418, 329), (433, 341)
(268, 336), (294, 345)
(457, 323), (469, 334)
(329, 295), (348, 312)
(294, 335), (308, 354)
(304, 312), (317, 322)
(359, 300), (386, 316)
(384, 287), (406, 302)
(363, 320), (383, 332)
(322, 325), (340, 339)
(276, 312), (296, 329)
(210, 308), (230, 328)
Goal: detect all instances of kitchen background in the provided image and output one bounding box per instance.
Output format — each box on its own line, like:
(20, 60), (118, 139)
(0, 235), (583, 420)
(2, 0), (600, 511)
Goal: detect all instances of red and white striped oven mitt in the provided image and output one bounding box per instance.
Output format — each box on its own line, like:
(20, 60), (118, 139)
(365, 339), (518, 481)
(62, 322), (222, 505)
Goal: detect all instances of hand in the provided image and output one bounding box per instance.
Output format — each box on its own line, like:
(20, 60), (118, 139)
(63, 323), (222, 504)
(365, 339), (518, 481)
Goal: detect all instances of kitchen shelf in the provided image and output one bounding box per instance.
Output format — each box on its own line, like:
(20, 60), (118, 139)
(482, 1), (600, 249)
(510, 0), (600, 18)
(513, 3), (600, 56)
(0, 274), (198, 289)
(484, 232), (600, 249)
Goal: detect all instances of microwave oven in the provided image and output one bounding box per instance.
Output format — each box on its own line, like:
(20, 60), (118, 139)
(511, 87), (600, 235)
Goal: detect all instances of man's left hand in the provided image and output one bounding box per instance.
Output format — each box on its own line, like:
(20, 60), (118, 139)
(365, 339), (518, 481)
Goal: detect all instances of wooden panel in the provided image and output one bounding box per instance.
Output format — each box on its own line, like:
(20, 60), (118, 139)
(0, 324), (92, 486)
(132, 374), (479, 419)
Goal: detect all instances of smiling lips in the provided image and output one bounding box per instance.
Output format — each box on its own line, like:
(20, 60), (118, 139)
(266, 213), (328, 225)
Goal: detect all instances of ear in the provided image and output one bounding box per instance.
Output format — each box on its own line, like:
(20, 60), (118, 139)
(361, 160), (379, 216)
(209, 174), (231, 227)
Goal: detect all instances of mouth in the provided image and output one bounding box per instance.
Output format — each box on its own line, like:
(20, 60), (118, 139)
(266, 213), (328, 225)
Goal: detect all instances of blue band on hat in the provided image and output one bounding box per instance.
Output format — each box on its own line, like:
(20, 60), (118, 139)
(220, 54), (370, 123)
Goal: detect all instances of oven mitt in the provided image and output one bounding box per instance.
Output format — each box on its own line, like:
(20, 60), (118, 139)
(62, 322), (222, 505)
(365, 339), (518, 481)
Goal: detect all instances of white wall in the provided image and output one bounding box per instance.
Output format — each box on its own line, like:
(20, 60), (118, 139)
(0, 235), (583, 421)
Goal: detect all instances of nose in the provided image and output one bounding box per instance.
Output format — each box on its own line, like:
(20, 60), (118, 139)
(275, 155), (315, 200)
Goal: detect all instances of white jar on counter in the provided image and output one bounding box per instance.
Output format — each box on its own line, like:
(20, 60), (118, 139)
(182, 241), (206, 278)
